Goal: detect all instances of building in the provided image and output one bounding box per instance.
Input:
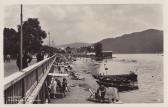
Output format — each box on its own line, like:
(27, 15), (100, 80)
(102, 51), (112, 58)
(86, 52), (96, 56)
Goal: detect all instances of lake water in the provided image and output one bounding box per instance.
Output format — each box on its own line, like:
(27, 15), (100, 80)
(97, 54), (163, 103)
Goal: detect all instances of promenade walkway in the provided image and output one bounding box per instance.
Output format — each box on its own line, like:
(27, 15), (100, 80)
(4, 59), (40, 77)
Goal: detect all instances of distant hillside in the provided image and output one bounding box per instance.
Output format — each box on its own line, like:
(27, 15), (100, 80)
(99, 29), (163, 53)
(56, 42), (91, 48)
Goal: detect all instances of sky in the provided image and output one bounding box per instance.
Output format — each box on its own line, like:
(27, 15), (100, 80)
(4, 4), (163, 46)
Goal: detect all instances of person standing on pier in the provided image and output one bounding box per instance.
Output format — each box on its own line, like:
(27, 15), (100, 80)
(36, 51), (44, 62)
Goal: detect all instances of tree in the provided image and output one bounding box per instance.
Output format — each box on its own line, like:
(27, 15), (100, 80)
(3, 18), (48, 60)
(65, 46), (71, 54)
(94, 42), (103, 57)
(3, 28), (19, 58)
(17, 18), (47, 53)
(87, 46), (94, 52)
(42, 45), (58, 56)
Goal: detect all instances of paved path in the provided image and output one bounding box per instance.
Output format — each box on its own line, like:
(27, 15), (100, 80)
(4, 59), (36, 77)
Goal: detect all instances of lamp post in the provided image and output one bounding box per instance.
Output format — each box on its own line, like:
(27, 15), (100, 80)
(48, 32), (50, 47)
(105, 67), (108, 75)
(104, 63), (108, 75)
(20, 4), (23, 71)
(52, 40), (54, 53)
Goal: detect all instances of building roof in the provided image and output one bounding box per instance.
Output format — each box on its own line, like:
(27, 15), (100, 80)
(103, 51), (113, 52)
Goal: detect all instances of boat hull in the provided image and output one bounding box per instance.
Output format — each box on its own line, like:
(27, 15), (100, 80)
(96, 81), (138, 92)
(93, 73), (138, 82)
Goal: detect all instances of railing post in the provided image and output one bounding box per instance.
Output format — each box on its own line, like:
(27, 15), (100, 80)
(21, 78), (25, 103)
(36, 69), (39, 83)
(42, 64), (44, 74)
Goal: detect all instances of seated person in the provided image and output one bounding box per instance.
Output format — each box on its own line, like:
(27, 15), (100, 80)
(96, 85), (106, 103)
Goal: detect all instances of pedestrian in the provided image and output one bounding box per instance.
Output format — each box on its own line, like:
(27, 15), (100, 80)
(58, 66), (61, 73)
(50, 78), (57, 99)
(36, 51), (44, 62)
(56, 79), (62, 92)
(6, 54), (11, 63)
(62, 78), (67, 97)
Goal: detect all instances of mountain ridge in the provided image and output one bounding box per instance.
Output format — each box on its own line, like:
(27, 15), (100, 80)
(55, 29), (163, 53)
(99, 29), (163, 53)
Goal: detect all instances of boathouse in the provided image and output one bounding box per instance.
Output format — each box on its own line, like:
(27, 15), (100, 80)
(103, 51), (112, 58)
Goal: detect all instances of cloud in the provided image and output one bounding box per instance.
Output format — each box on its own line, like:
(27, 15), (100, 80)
(4, 4), (163, 45)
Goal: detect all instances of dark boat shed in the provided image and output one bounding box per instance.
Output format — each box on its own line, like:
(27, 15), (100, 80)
(103, 51), (113, 58)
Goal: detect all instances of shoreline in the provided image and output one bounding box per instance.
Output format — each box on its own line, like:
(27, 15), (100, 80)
(50, 58), (100, 103)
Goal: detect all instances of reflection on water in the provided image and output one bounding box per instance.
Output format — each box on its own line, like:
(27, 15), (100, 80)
(97, 54), (163, 103)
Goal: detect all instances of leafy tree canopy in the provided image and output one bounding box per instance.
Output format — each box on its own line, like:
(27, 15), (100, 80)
(3, 18), (47, 58)
(94, 42), (103, 57)
(17, 18), (47, 53)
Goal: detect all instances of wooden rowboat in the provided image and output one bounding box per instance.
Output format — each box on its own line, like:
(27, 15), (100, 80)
(96, 80), (138, 92)
(92, 72), (137, 82)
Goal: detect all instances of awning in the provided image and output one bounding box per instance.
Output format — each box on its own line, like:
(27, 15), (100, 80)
(48, 73), (69, 77)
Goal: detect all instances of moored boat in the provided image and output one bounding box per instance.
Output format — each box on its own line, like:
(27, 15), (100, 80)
(92, 71), (138, 82)
(93, 71), (138, 92)
(96, 80), (138, 92)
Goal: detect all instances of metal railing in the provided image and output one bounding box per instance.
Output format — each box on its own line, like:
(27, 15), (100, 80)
(4, 55), (56, 104)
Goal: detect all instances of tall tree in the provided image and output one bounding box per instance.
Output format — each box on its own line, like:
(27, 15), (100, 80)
(17, 18), (47, 53)
(3, 28), (18, 57)
(87, 46), (94, 52)
(65, 46), (71, 54)
(94, 42), (103, 57)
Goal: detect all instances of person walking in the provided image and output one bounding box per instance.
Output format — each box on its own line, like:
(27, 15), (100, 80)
(50, 78), (57, 99)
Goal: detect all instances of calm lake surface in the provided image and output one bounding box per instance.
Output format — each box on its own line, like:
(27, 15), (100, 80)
(98, 54), (163, 103)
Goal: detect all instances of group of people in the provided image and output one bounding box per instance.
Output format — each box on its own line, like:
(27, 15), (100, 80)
(48, 77), (69, 99)
(16, 51), (45, 70)
(16, 51), (32, 70)
(4, 54), (11, 63)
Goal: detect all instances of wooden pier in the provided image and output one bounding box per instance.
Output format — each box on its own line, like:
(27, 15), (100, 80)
(4, 55), (56, 104)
